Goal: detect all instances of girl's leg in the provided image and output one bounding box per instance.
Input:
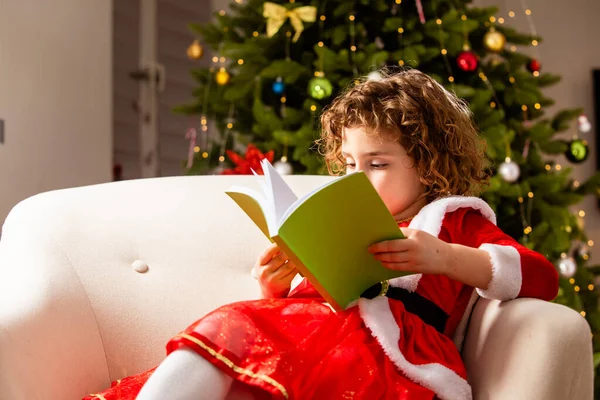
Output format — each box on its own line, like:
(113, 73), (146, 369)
(136, 348), (233, 400)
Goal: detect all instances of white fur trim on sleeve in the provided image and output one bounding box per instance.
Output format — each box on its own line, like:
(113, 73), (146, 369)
(476, 243), (522, 301)
(409, 196), (496, 237)
(359, 297), (472, 400)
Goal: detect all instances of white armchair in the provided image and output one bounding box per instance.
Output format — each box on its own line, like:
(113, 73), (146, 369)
(0, 175), (593, 399)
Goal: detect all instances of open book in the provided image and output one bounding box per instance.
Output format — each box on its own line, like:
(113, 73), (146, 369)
(226, 159), (410, 311)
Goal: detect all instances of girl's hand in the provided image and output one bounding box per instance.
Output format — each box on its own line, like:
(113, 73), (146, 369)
(368, 228), (451, 275)
(253, 242), (298, 299)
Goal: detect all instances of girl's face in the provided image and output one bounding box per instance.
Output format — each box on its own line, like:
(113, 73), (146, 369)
(342, 126), (427, 221)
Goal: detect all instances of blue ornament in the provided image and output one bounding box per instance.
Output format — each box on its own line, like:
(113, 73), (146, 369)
(272, 78), (286, 95)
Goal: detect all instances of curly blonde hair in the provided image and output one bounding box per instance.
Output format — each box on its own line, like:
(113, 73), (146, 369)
(319, 69), (489, 201)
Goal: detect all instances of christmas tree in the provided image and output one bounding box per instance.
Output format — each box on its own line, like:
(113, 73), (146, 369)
(179, 0), (600, 388)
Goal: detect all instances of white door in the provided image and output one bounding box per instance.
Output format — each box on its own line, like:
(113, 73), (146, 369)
(0, 0), (112, 223)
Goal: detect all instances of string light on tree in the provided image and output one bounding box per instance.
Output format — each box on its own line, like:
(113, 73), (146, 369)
(431, 9), (454, 82)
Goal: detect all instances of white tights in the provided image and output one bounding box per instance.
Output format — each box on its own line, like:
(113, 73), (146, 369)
(136, 348), (233, 400)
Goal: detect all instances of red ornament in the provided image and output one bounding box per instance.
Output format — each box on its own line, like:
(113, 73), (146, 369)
(527, 59), (541, 73)
(221, 144), (274, 175)
(456, 51), (478, 72)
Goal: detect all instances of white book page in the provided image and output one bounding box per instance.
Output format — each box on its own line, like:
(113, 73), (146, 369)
(261, 159), (298, 228)
(252, 168), (274, 208)
(226, 184), (277, 236)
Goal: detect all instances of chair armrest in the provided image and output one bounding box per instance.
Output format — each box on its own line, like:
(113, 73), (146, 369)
(0, 197), (109, 400)
(462, 297), (593, 400)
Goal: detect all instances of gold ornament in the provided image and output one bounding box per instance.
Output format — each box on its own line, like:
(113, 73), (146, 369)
(263, 2), (317, 42)
(186, 40), (204, 60)
(483, 28), (506, 53)
(215, 67), (231, 85)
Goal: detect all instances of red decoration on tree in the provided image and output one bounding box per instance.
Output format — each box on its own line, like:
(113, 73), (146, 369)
(221, 144), (274, 175)
(527, 59), (541, 73)
(456, 51), (478, 72)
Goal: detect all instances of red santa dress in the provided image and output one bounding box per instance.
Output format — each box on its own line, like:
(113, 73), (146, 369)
(83, 196), (558, 400)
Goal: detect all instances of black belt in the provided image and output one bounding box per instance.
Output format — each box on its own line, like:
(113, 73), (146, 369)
(361, 282), (448, 334)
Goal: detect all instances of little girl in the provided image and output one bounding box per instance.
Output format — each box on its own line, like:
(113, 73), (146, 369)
(85, 69), (558, 400)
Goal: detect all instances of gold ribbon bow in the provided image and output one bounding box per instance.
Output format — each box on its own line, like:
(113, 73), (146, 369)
(263, 2), (317, 43)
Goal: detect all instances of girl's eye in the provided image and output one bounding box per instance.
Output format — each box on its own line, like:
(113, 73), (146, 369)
(345, 163), (356, 169)
(371, 163), (388, 169)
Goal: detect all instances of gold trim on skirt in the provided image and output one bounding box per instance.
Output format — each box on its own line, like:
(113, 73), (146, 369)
(177, 332), (289, 399)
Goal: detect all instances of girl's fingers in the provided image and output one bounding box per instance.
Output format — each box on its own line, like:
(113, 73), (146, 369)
(273, 263), (298, 282)
(258, 242), (281, 265)
(368, 239), (410, 254)
(260, 253), (291, 279)
(373, 252), (410, 263)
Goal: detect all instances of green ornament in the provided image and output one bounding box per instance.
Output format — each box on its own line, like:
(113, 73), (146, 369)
(308, 77), (333, 100)
(565, 139), (589, 163)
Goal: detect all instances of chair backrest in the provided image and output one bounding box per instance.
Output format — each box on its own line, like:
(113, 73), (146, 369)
(0, 175), (331, 383)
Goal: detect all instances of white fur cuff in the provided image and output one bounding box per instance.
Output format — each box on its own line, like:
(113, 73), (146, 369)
(476, 244), (522, 301)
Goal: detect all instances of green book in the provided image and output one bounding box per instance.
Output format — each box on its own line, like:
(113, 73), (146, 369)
(226, 159), (410, 311)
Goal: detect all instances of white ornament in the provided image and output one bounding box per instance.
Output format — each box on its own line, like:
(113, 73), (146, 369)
(557, 255), (577, 278)
(274, 159), (293, 175)
(132, 260), (149, 273)
(498, 159), (520, 183)
(367, 71), (383, 81)
(578, 115), (591, 133)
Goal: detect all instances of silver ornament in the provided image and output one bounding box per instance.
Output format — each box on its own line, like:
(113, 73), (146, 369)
(274, 159), (293, 175)
(557, 255), (577, 278)
(367, 71), (383, 81)
(498, 160), (520, 183)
